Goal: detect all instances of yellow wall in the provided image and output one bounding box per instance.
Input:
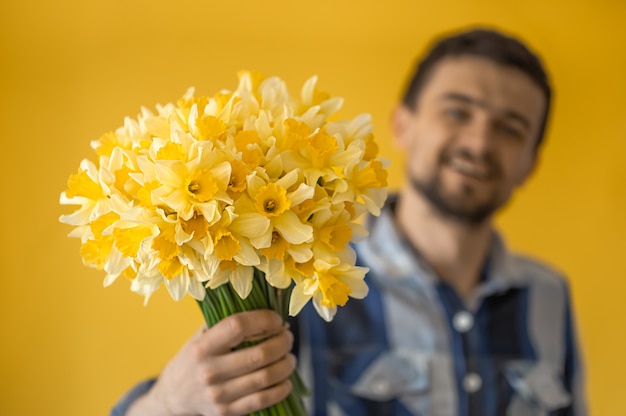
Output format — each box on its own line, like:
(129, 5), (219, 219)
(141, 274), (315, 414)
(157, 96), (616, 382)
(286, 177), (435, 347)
(1, 0), (624, 414)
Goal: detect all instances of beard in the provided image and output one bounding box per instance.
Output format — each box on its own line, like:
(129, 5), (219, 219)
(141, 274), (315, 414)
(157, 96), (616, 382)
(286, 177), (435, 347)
(409, 147), (507, 225)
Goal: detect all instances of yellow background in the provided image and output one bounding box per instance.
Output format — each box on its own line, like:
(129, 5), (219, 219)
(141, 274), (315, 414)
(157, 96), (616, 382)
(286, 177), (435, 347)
(1, 0), (624, 414)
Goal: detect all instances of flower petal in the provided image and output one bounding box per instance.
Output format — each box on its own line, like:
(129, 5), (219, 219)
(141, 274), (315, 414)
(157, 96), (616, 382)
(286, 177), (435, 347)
(230, 212), (270, 238)
(288, 282), (312, 316)
(230, 266), (254, 299)
(274, 211), (312, 245)
(164, 273), (186, 301)
(266, 259), (292, 289)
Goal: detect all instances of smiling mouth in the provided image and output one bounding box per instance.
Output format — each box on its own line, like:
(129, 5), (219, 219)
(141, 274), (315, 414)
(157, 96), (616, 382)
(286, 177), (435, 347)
(447, 158), (490, 180)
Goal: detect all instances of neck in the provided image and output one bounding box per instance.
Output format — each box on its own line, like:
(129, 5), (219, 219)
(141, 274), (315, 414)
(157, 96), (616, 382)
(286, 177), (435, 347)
(395, 185), (493, 298)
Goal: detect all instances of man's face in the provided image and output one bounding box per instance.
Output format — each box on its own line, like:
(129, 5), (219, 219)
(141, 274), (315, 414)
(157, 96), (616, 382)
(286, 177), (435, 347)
(394, 56), (546, 224)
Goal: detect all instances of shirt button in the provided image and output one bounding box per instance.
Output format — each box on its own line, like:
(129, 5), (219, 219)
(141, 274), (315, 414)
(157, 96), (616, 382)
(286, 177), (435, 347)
(453, 311), (474, 333)
(370, 377), (391, 396)
(463, 373), (483, 393)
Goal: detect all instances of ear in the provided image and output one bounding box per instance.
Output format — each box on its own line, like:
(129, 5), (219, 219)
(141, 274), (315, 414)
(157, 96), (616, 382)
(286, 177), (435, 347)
(391, 105), (414, 149)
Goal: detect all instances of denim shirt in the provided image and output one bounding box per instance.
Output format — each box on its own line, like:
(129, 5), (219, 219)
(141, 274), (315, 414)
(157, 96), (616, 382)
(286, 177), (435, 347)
(294, 196), (586, 416)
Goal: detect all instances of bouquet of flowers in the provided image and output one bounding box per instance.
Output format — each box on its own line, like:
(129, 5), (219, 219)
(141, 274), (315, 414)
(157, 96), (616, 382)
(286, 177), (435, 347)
(59, 71), (388, 415)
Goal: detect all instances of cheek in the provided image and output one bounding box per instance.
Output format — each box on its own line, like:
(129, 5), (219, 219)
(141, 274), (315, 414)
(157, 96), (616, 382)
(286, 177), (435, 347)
(405, 118), (449, 172)
(507, 154), (535, 186)
(406, 139), (441, 177)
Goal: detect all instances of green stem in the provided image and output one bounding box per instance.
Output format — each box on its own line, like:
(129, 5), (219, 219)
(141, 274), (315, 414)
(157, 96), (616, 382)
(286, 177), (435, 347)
(195, 268), (308, 416)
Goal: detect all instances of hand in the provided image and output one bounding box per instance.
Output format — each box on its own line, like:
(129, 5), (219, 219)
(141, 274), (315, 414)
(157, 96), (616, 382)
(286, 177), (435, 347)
(127, 310), (296, 416)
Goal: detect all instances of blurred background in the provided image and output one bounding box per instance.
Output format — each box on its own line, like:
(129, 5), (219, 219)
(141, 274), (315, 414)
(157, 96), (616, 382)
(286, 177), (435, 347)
(1, 0), (624, 414)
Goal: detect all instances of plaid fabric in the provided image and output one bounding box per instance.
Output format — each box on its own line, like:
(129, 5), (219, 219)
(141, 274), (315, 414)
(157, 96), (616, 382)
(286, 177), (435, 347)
(295, 195), (586, 416)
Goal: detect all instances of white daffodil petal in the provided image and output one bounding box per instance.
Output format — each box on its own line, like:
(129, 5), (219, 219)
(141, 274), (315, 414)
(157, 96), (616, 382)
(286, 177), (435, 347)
(301, 75), (318, 105)
(288, 245), (313, 263)
(233, 239), (261, 266)
(247, 174), (266, 195)
(131, 273), (161, 305)
(59, 192), (88, 206)
(313, 297), (337, 322)
(266, 259), (292, 289)
(207, 270), (229, 289)
(188, 277), (206, 301)
(319, 97), (344, 116)
(164, 274), (186, 301)
(104, 246), (132, 275)
(68, 226), (90, 240)
(231, 213), (270, 238)
(212, 161), (232, 186)
(274, 211), (313, 245)
(276, 168), (298, 189)
(175, 225), (193, 245)
(230, 266), (254, 299)
(59, 206), (93, 226)
(288, 183), (315, 206)
(154, 161), (186, 188)
(103, 272), (120, 288)
(197, 201), (221, 225)
(348, 114), (374, 139)
(288, 283), (312, 317)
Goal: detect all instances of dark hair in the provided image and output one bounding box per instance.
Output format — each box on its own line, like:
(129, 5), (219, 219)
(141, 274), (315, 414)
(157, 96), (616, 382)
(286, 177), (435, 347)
(402, 28), (552, 149)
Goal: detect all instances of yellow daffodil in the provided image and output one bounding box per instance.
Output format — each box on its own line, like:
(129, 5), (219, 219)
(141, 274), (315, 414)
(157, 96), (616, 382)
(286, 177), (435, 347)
(298, 75), (344, 129)
(145, 144), (233, 221)
(258, 229), (314, 289)
(289, 258), (369, 322)
(234, 170), (314, 250)
(209, 205), (261, 266)
(346, 159), (389, 216)
(60, 72), (388, 323)
(206, 260), (255, 299)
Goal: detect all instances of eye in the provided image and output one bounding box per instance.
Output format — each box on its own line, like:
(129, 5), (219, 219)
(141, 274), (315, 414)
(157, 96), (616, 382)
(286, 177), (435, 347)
(495, 122), (524, 140)
(444, 106), (470, 122)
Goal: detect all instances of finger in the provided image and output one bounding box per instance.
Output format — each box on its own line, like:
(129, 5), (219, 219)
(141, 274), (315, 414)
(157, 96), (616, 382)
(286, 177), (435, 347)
(198, 329), (294, 384)
(204, 353), (297, 405)
(226, 378), (293, 416)
(243, 321), (290, 343)
(195, 310), (284, 356)
(190, 324), (209, 340)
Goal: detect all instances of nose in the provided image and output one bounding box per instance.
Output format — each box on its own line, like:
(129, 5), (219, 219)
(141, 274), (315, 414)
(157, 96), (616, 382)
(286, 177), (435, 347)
(457, 116), (493, 155)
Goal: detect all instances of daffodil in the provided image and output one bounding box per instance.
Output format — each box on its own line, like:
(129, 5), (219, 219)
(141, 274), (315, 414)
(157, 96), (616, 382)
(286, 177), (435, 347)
(298, 75), (344, 129)
(60, 147), (136, 229)
(209, 205), (261, 266)
(345, 159), (389, 216)
(206, 260), (255, 299)
(143, 142), (233, 221)
(310, 206), (363, 260)
(258, 230), (314, 289)
(234, 169), (314, 250)
(60, 71), (388, 321)
(289, 257), (369, 322)
(128, 232), (207, 304)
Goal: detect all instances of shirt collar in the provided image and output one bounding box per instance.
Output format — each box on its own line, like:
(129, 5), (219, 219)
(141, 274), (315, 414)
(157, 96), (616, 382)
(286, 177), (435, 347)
(356, 194), (530, 298)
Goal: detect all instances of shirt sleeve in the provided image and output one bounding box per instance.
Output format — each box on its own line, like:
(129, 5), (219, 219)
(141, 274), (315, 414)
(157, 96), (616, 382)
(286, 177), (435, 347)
(562, 284), (587, 416)
(110, 379), (156, 416)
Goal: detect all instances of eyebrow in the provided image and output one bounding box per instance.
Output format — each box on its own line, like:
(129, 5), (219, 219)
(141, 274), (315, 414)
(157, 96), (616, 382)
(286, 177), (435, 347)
(440, 92), (532, 129)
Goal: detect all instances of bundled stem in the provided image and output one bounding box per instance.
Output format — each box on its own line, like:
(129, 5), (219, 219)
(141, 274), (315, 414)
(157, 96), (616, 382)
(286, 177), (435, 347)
(197, 268), (308, 416)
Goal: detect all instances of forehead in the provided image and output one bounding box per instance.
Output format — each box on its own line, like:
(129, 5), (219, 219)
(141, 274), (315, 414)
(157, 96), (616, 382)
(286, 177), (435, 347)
(419, 56), (546, 126)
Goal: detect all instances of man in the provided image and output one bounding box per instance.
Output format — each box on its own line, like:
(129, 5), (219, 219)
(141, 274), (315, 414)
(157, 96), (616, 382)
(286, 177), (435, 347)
(113, 28), (586, 416)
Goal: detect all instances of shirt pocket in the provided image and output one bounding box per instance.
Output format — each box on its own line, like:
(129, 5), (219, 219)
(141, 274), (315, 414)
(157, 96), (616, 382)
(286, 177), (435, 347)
(324, 347), (433, 416)
(349, 349), (430, 400)
(505, 360), (571, 416)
